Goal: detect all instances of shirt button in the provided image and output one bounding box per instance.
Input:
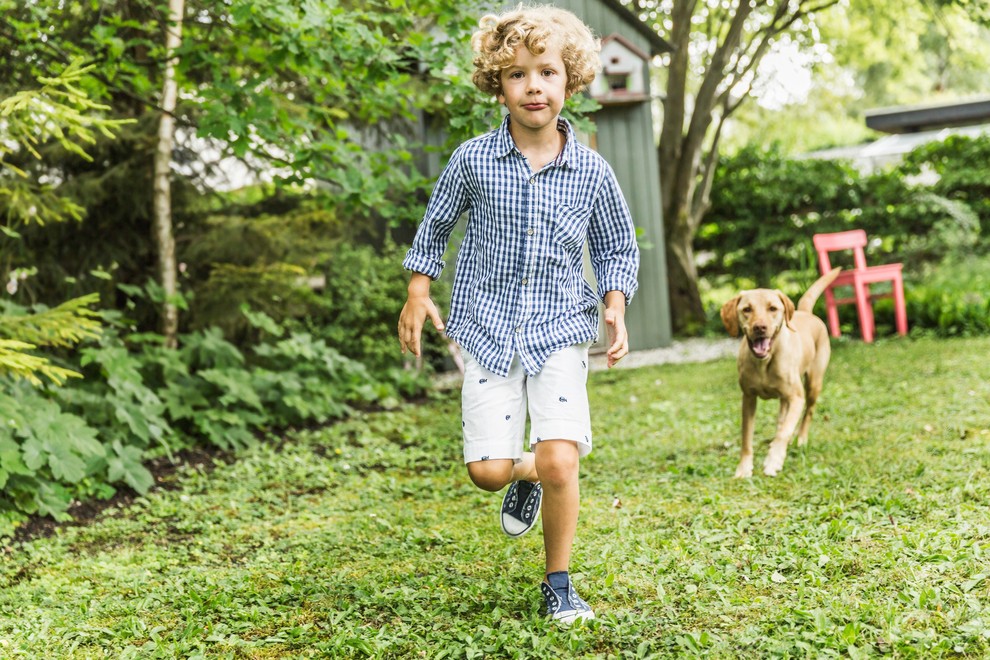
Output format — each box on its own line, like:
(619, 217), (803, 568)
(528, 177), (536, 185)
(527, 228), (535, 236)
(521, 278), (528, 285)
(515, 326), (522, 333)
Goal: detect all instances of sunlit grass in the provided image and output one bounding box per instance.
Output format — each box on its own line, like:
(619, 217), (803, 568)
(1, 336), (988, 657)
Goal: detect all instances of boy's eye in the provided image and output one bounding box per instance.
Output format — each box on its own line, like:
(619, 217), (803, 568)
(509, 71), (523, 79)
(542, 69), (556, 77)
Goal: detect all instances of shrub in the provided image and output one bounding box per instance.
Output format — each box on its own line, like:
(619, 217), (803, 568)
(703, 139), (988, 287)
(0, 309), (433, 537)
(314, 240), (453, 373)
(905, 256), (990, 337)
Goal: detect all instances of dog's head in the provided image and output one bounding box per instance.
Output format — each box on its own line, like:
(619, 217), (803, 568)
(720, 289), (796, 360)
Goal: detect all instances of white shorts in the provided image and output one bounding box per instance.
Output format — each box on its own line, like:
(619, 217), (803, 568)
(461, 343), (593, 464)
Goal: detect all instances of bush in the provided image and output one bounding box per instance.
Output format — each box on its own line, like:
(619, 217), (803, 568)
(0, 307), (433, 537)
(703, 138), (989, 287)
(314, 240), (453, 373)
(905, 256), (990, 337)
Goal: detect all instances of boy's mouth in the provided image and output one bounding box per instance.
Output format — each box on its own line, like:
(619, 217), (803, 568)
(523, 103), (548, 110)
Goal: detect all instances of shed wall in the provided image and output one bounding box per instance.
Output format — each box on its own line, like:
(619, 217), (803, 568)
(556, 0), (673, 350)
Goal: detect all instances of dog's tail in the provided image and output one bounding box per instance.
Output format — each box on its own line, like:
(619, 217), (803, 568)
(798, 267), (843, 313)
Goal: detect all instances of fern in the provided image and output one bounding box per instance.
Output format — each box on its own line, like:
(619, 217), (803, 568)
(0, 294), (102, 347)
(0, 295), (102, 386)
(0, 340), (82, 387)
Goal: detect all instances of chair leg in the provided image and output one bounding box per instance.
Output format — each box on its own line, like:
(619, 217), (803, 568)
(824, 289), (841, 338)
(854, 279), (875, 343)
(893, 274), (907, 336)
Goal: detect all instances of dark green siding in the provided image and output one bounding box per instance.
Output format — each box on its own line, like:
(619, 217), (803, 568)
(556, 0), (673, 349)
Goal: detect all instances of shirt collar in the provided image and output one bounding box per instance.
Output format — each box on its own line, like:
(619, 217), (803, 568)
(494, 115), (578, 170)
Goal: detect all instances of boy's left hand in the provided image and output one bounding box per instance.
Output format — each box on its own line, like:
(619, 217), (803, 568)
(603, 294), (629, 368)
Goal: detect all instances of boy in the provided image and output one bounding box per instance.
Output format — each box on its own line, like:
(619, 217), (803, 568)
(397, 5), (639, 624)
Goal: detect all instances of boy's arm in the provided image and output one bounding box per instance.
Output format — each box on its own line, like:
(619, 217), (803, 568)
(398, 148), (468, 356)
(398, 272), (445, 357)
(603, 290), (628, 368)
(587, 165), (640, 308)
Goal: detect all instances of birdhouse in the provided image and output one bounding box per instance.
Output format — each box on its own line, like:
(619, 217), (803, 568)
(590, 33), (651, 105)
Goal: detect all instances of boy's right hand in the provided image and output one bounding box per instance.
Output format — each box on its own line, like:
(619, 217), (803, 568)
(398, 277), (445, 356)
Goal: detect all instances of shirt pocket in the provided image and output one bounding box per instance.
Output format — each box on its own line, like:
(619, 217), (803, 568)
(551, 204), (592, 251)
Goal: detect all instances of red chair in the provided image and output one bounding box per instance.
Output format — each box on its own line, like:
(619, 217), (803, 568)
(812, 229), (908, 343)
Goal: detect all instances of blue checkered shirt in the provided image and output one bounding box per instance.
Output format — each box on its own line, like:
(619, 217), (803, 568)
(403, 116), (640, 377)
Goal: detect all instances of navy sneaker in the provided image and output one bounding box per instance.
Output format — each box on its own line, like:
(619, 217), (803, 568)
(500, 480), (542, 537)
(541, 571), (595, 625)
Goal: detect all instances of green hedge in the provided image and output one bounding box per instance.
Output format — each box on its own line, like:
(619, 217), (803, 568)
(700, 135), (990, 336)
(702, 135), (990, 284)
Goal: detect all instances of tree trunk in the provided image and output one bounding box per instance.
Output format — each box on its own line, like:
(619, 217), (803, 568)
(152, 0), (184, 348)
(664, 206), (707, 333)
(653, 0), (840, 334)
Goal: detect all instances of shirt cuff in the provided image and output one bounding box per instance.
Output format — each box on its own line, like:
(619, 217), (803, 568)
(598, 277), (638, 305)
(402, 249), (445, 280)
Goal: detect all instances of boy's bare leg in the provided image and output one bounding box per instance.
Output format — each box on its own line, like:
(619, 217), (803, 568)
(534, 440), (579, 575)
(467, 452), (538, 492)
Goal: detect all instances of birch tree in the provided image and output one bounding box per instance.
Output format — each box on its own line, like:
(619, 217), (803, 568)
(153, 0), (184, 348)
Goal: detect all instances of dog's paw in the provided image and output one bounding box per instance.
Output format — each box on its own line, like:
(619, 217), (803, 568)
(763, 445), (788, 476)
(763, 456), (785, 476)
(734, 462), (753, 478)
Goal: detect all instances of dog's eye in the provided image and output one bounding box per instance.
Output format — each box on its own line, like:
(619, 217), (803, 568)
(741, 306), (752, 313)
(768, 305), (778, 312)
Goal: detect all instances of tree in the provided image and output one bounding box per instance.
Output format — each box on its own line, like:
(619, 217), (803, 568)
(720, 0), (990, 155)
(0, 0), (487, 339)
(153, 0), (185, 348)
(625, 0), (841, 332)
(0, 60), (126, 384)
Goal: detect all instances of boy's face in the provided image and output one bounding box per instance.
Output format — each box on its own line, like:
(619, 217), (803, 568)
(497, 43), (570, 136)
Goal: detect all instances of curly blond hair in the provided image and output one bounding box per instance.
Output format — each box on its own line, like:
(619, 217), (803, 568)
(471, 5), (600, 98)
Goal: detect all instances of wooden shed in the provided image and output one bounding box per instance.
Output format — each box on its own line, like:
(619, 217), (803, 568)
(553, 0), (675, 351)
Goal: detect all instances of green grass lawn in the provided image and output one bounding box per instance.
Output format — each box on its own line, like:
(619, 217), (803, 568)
(1, 336), (988, 658)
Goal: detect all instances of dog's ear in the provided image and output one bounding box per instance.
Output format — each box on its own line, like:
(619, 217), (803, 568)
(776, 290), (796, 330)
(720, 296), (741, 337)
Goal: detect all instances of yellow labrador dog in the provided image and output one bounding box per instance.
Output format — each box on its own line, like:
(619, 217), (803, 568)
(720, 268), (842, 478)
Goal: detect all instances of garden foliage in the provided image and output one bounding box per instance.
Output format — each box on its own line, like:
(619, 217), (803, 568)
(701, 135), (990, 335)
(0, 300), (425, 535)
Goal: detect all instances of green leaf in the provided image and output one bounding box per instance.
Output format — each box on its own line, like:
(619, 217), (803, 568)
(107, 441), (154, 494)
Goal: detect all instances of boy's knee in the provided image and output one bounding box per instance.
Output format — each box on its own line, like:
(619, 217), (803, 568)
(467, 459), (513, 492)
(534, 440), (579, 488)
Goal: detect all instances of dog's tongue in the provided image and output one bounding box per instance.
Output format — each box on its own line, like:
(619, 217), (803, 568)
(751, 337), (771, 357)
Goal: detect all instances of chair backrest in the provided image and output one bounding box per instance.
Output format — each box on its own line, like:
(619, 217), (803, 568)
(813, 229), (869, 273)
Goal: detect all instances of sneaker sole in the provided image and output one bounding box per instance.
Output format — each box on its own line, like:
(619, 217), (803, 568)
(500, 484), (542, 538)
(501, 495), (541, 537)
(553, 609), (596, 626)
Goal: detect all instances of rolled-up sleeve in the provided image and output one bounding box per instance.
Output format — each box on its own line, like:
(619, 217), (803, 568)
(403, 149), (470, 280)
(587, 165), (640, 304)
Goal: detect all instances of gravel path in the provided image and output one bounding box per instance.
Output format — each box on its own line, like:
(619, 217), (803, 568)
(588, 337), (738, 371)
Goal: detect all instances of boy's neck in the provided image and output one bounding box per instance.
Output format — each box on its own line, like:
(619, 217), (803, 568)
(509, 117), (567, 172)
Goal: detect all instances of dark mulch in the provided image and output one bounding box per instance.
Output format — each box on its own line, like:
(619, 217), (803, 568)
(6, 401), (419, 547)
(10, 444), (232, 546)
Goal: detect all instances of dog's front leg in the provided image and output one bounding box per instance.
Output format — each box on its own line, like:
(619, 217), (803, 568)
(763, 395), (805, 476)
(735, 393), (758, 478)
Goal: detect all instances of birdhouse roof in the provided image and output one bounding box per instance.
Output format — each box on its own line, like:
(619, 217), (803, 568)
(601, 33), (650, 62)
